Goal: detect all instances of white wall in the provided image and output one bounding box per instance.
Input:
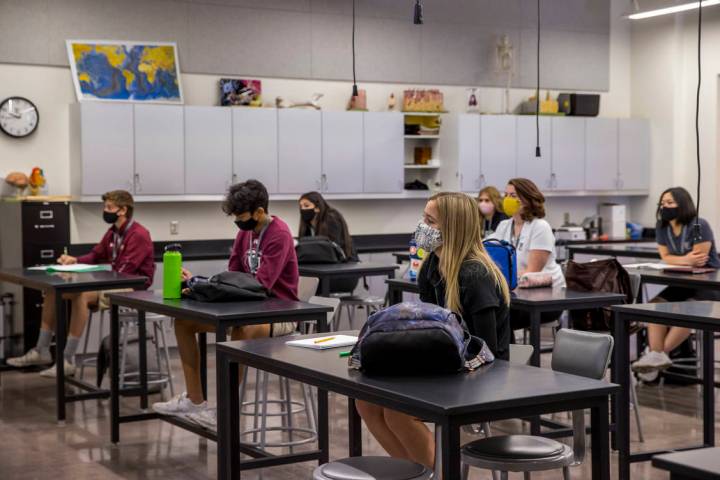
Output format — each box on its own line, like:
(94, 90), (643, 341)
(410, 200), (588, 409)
(0, 0), (639, 243)
(629, 7), (720, 233)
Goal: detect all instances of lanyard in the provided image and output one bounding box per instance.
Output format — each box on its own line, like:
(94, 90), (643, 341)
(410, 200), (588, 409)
(111, 219), (134, 262)
(666, 224), (690, 254)
(510, 220), (522, 249)
(246, 217), (273, 275)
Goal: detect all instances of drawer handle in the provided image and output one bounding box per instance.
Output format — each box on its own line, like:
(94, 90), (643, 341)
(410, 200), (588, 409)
(35, 224), (55, 229)
(39, 210), (54, 220)
(40, 249), (55, 259)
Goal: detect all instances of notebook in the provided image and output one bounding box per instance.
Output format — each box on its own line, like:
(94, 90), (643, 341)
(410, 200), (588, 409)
(662, 266), (716, 275)
(286, 335), (358, 350)
(28, 264), (110, 273)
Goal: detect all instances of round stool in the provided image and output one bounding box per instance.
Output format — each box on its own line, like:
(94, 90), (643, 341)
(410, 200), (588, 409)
(313, 456), (433, 480)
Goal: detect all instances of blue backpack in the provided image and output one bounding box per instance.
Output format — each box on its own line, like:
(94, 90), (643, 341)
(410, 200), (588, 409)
(483, 239), (517, 290)
(348, 302), (495, 375)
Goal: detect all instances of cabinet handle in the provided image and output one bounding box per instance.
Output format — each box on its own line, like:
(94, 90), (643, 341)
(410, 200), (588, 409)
(134, 173), (141, 192)
(321, 174), (327, 192)
(39, 210), (54, 220)
(40, 249), (55, 259)
(551, 173), (557, 189)
(479, 174), (486, 189)
(232, 173), (238, 184)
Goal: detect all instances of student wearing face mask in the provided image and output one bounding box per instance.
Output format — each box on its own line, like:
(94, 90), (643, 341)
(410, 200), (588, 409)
(632, 187), (720, 376)
(489, 178), (565, 334)
(355, 192), (510, 469)
(476, 186), (508, 238)
(298, 191), (358, 292)
(7, 190), (155, 377)
(153, 179), (299, 428)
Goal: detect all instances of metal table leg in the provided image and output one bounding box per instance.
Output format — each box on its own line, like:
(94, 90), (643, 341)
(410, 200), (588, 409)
(614, 311), (631, 480)
(111, 303), (121, 443)
(55, 291), (66, 422)
(591, 397), (611, 480)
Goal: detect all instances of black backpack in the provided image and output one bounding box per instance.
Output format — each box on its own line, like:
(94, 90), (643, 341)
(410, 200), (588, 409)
(183, 271), (268, 302)
(296, 236), (347, 264)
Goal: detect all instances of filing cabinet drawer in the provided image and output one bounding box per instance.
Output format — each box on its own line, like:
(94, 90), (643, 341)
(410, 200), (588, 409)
(21, 202), (70, 245)
(23, 244), (66, 267)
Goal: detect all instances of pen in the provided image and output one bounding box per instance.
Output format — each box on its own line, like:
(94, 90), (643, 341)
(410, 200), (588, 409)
(339, 351), (351, 358)
(63, 247), (68, 256)
(313, 336), (336, 344)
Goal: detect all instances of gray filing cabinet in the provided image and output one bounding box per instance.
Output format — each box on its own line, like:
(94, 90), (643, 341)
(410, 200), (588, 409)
(0, 200), (70, 355)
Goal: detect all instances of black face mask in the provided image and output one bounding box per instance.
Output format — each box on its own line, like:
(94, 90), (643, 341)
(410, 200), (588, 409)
(103, 211), (119, 224)
(300, 208), (316, 223)
(661, 207), (680, 223)
(235, 218), (258, 231)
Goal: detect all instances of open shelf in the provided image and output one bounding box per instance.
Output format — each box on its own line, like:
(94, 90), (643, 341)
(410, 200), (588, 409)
(404, 135), (440, 139)
(404, 164), (441, 169)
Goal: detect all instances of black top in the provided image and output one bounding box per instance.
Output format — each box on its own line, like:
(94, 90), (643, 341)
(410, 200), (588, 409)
(0, 268), (147, 292)
(418, 253), (510, 360)
(613, 301), (720, 327)
(567, 243), (660, 259)
(217, 331), (618, 419)
(482, 212), (509, 237)
(106, 290), (332, 325)
(625, 267), (720, 291)
(298, 262), (398, 278)
(300, 212), (358, 261)
(652, 447), (720, 480)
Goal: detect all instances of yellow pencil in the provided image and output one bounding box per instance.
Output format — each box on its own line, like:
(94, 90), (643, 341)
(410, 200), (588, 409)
(313, 336), (335, 344)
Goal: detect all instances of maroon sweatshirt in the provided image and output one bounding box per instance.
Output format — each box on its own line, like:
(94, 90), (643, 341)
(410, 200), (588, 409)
(77, 220), (155, 289)
(228, 216), (299, 301)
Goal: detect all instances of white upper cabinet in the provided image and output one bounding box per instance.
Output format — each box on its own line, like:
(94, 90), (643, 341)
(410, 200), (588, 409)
(73, 103), (135, 195)
(322, 111), (364, 194)
(233, 108), (279, 193)
(457, 114), (481, 192)
(551, 117), (585, 191)
(134, 104), (185, 195)
(480, 115), (516, 190)
(585, 118), (619, 191)
(277, 109), (322, 194)
(185, 106), (232, 195)
(363, 112), (403, 193)
(618, 119), (650, 191)
(516, 116), (552, 189)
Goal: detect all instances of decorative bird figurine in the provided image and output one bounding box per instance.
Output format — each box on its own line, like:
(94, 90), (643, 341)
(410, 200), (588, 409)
(28, 167), (46, 196)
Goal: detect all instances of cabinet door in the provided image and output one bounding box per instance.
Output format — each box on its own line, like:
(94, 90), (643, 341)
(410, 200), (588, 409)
(457, 114), (481, 192)
(363, 112), (403, 193)
(585, 118), (619, 190)
(80, 103), (134, 195)
(233, 108), (279, 193)
(185, 107), (232, 194)
(134, 105), (185, 195)
(480, 116), (516, 190)
(322, 111), (364, 193)
(551, 117), (585, 190)
(516, 116), (552, 189)
(278, 109), (322, 194)
(618, 119), (650, 191)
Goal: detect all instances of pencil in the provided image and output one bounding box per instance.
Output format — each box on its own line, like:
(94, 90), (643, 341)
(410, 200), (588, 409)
(313, 336), (335, 344)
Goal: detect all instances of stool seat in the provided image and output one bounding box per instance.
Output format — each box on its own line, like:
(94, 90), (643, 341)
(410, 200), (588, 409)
(314, 457), (432, 480)
(464, 435), (566, 460)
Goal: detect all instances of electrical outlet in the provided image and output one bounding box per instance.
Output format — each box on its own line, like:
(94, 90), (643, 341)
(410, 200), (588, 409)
(170, 221), (179, 235)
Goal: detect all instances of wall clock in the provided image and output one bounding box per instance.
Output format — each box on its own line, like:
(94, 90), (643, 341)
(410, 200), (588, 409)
(0, 96), (39, 138)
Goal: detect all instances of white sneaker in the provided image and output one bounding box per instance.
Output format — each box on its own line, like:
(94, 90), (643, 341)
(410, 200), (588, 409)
(6, 348), (53, 367)
(39, 359), (76, 378)
(186, 408), (217, 430)
(637, 370), (659, 383)
(631, 351), (673, 373)
(152, 392), (207, 417)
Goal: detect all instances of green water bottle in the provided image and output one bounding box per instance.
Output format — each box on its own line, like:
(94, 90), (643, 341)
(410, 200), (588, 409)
(163, 243), (182, 299)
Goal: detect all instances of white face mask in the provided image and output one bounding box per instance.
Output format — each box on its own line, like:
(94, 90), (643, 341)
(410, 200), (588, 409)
(414, 220), (443, 252)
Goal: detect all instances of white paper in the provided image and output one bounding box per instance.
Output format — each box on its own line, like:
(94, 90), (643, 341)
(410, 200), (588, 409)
(286, 335), (358, 350)
(622, 262), (668, 270)
(47, 264), (108, 272)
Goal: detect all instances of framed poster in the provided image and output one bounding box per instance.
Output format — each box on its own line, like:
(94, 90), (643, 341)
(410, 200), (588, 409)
(66, 40), (183, 103)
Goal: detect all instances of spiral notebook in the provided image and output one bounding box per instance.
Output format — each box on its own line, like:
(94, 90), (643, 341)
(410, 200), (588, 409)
(286, 335), (358, 350)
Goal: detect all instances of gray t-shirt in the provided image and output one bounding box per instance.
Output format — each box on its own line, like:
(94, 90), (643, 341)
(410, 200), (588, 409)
(655, 218), (720, 268)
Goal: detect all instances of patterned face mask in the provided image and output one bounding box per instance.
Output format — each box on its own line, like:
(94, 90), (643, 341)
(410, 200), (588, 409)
(414, 220), (443, 252)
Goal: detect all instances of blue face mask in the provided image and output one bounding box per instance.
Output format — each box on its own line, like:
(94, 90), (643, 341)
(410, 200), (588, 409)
(414, 220), (443, 252)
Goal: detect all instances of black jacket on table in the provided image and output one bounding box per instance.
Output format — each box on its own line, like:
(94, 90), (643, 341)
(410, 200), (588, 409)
(418, 252), (510, 360)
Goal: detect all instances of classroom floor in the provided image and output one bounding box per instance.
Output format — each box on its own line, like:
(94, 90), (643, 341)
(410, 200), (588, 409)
(0, 350), (711, 480)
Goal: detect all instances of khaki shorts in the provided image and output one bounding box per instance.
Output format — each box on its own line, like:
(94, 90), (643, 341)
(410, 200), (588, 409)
(270, 321), (298, 337)
(98, 288), (134, 310)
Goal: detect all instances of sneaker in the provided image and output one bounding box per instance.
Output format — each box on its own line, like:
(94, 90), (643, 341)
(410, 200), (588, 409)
(6, 348), (53, 368)
(152, 392), (207, 417)
(187, 408), (217, 430)
(39, 359), (76, 378)
(637, 370), (659, 383)
(631, 351), (673, 373)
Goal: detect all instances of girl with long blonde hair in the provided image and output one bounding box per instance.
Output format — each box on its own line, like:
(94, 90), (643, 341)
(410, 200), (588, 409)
(355, 192), (511, 469)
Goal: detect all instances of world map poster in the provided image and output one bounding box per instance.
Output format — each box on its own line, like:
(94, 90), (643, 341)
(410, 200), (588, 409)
(66, 40), (183, 103)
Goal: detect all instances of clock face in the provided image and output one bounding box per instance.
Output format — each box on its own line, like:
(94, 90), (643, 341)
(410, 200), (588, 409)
(0, 97), (39, 138)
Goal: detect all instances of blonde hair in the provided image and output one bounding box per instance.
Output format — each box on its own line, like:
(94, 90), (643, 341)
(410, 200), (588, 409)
(429, 192), (511, 313)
